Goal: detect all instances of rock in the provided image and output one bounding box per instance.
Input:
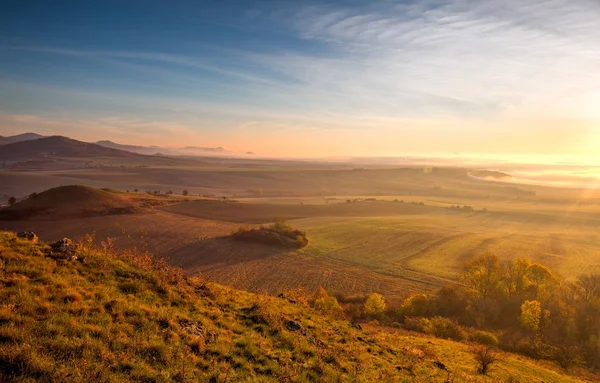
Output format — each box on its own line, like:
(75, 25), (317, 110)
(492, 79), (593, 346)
(433, 361), (447, 371)
(17, 231), (38, 242)
(285, 320), (302, 332)
(351, 322), (363, 330)
(49, 238), (77, 259)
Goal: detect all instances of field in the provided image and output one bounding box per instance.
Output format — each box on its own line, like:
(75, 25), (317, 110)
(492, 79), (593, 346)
(2, 157), (600, 301)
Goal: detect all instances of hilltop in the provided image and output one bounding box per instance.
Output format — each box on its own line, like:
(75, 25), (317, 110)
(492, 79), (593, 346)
(0, 231), (590, 382)
(0, 133), (46, 146)
(0, 136), (141, 160)
(0, 185), (142, 220)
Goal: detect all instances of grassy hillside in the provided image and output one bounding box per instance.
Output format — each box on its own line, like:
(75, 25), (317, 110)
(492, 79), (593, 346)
(0, 231), (590, 382)
(0, 185), (143, 220)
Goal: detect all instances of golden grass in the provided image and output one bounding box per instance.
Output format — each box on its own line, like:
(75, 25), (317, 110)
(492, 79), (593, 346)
(0, 231), (595, 382)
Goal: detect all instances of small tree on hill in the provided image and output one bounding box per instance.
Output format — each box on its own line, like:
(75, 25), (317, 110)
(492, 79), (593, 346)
(473, 345), (498, 375)
(8, 196), (16, 206)
(364, 293), (386, 318)
(182, 189), (189, 196)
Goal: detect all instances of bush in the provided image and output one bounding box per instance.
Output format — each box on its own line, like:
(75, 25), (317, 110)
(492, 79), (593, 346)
(468, 331), (499, 347)
(313, 288), (343, 317)
(399, 294), (432, 318)
(404, 317), (430, 333)
(427, 316), (465, 341)
(364, 293), (386, 318)
(232, 221), (308, 248)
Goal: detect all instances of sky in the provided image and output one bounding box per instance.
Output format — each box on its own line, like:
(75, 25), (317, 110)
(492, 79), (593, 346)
(1, 0), (600, 159)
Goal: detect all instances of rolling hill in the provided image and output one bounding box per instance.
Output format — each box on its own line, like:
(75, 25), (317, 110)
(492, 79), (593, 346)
(96, 140), (228, 156)
(0, 136), (142, 160)
(0, 231), (589, 382)
(0, 133), (46, 146)
(0, 185), (142, 220)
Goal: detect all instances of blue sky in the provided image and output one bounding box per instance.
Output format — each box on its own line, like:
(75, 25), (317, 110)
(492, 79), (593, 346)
(1, 0), (600, 158)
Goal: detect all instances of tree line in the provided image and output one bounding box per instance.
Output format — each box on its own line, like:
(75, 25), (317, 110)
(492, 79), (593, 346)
(309, 254), (600, 373)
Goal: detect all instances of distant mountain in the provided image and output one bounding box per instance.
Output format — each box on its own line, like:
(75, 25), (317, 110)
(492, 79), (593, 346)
(96, 140), (228, 156)
(181, 146), (225, 152)
(0, 136), (142, 159)
(0, 132), (46, 146)
(95, 140), (161, 155)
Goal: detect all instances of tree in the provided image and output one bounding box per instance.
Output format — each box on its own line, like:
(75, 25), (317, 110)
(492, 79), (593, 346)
(182, 189), (189, 196)
(519, 300), (542, 333)
(577, 273), (600, 301)
(364, 293), (386, 318)
(527, 263), (554, 299)
(8, 196), (16, 206)
(472, 345), (497, 375)
(461, 254), (503, 299)
(503, 258), (531, 297)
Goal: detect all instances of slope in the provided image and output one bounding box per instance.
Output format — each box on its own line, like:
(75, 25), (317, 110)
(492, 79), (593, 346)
(0, 231), (589, 382)
(0, 133), (46, 146)
(0, 185), (142, 220)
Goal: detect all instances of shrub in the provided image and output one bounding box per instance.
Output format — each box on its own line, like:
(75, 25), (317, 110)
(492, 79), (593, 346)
(403, 317), (430, 333)
(8, 196), (17, 206)
(313, 288), (343, 317)
(399, 294), (432, 318)
(427, 317), (465, 341)
(232, 221), (308, 248)
(364, 293), (386, 318)
(468, 331), (499, 347)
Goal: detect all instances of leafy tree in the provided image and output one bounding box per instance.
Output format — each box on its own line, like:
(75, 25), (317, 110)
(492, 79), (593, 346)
(182, 189), (189, 196)
(519, 300), (542, 333)
(364, 293), (386, 318)
(461, 254), (503, 299)
(8, 196), (16, 206)
(503, 258), (531, 297)
(527, 263), (554, 299)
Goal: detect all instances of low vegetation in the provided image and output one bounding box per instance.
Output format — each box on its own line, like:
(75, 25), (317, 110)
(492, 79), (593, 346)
(232, 220), (308, 248)
(330, 254), (600, 376)
(0, 231), (589, 382)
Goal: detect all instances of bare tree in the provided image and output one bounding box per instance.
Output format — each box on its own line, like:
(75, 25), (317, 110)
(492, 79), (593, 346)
(472, 345), (497, 375)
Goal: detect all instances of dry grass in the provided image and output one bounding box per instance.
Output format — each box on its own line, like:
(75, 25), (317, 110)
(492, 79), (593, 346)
(0, 231), (591, 382)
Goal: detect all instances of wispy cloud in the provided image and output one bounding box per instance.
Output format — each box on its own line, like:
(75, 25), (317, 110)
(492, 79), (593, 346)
(248, 0), (600, 120)
(1, 0), (599, 156)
